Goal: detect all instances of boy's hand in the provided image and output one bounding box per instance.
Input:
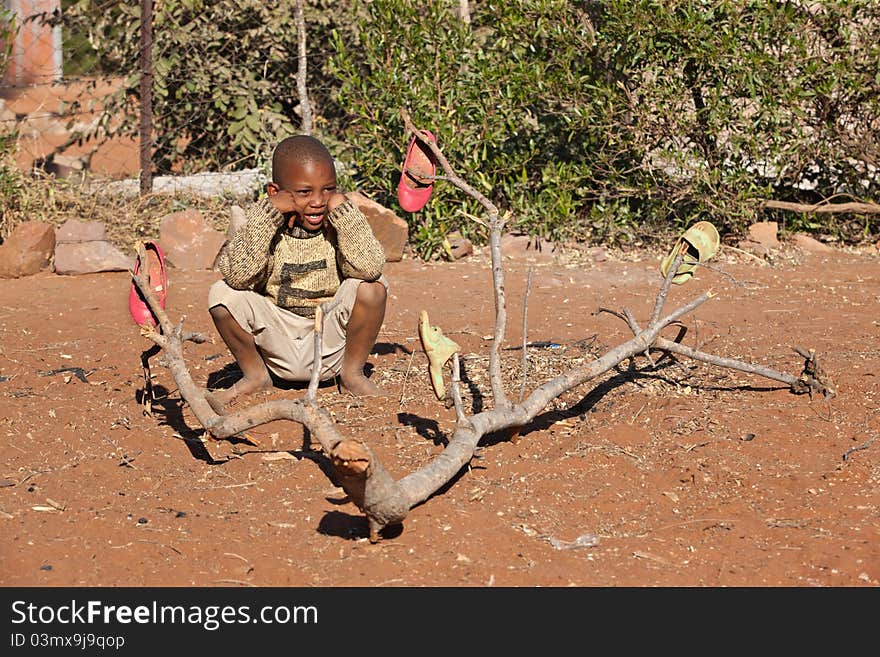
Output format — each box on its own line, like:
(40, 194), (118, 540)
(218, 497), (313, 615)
(327, 192), (348, 214)
(267, 189), (298, 219)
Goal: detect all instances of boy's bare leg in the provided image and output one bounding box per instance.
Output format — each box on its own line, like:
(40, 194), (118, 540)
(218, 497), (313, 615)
(339, 281), (387, 397)
(207, 305), (273, 411)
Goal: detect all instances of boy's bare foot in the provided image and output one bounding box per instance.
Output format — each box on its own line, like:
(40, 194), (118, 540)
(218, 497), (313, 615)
(339, 372), (385, 397)
(205, 391), (227, 416)
(207, 375), (273, 413)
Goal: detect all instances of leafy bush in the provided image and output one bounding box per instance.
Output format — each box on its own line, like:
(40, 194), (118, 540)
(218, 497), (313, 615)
(54, 0), (880, 257)
(330, 0), (879, 255)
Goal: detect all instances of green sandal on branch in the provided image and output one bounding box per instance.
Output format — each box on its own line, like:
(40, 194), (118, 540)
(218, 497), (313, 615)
(418, 310), (461, 401)
(659, 220), (720, 284)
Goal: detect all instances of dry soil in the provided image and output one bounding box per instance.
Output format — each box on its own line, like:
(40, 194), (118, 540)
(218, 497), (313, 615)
(1, 241), (878, 587)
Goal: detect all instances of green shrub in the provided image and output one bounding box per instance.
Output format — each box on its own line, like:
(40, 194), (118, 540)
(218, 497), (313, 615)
(56, 0), (880, 256)
(330, 0), (879, 255)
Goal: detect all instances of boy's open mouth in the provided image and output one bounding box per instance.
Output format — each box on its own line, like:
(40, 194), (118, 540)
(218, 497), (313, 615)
(302, 212), (325, 229)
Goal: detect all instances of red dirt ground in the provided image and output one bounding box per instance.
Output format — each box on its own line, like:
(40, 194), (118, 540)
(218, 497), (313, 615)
(1, 241), (878, 587)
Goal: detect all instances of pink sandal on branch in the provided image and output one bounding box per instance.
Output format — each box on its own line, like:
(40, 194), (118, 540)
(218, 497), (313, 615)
(397, 130), (437, 213)
(129, 241), (167, 327)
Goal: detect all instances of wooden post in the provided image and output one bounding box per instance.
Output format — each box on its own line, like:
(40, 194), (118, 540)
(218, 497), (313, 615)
(138, 0), (153, 195)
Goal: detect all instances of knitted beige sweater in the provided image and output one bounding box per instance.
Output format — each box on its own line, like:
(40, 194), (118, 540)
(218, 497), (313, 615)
(216, 197), (385, 318)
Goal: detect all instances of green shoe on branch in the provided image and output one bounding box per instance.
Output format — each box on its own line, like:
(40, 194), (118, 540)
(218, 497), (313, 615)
(659, 221), (720, 284)
(418, 310), (461, 401)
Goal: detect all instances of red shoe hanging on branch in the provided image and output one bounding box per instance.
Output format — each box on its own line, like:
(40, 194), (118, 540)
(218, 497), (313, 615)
(397, 130), (437, 213)
(129, 241), (167, 327)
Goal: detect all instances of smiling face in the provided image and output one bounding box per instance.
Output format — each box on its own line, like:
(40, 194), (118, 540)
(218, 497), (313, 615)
(270, 156), (338, 232)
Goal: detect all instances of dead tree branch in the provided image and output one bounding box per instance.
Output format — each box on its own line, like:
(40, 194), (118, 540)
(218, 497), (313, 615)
(294, 0), (313, 135)
(763, 199), (880, 214)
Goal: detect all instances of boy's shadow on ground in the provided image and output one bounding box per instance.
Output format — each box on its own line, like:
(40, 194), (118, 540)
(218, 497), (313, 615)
(204, 341), (410, 392)
(205, 362), (337, 394)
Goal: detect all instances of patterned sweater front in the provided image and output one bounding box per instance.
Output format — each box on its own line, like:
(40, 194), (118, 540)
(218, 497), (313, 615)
(216, 197), (385, 318)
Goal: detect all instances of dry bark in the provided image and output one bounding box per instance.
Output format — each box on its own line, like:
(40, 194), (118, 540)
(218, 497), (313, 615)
(294, 0), (313, 136)
(762, 199), (880, 215)
(131, 118), (835, 542)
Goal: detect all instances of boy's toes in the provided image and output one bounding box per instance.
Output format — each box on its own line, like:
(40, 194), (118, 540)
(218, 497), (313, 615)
(205, 391), (227, 416)
(339, 374), (385, 398)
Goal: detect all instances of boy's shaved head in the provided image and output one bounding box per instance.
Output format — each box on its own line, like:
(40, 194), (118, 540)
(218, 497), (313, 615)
(272, 135), (334, 181)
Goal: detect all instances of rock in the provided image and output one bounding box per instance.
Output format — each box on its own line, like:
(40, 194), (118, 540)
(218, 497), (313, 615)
(0, 247), (51, 279)
(43, 154), (87, 181)
(792, 233), (835, 253)
(747, 221), (780, 248)
(57, 218), (106, 243)
(348, 191), (409, 262)
(53, 219), (133, 275)
(54, 241), (134, 275)
(98, 169), (265, 200)
(500, 233), (556, 260)
(585, 246), (608, 262)
(736, 239), (770, 258)
(446, 231), (473, 260)
(158, 208), (227, 271)
(0, 221), (56, 278)
(0, 99), (17, 124)
(20, 114), (68, 137)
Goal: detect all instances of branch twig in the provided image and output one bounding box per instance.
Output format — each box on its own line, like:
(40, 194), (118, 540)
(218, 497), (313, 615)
(519, 267), (534, 402)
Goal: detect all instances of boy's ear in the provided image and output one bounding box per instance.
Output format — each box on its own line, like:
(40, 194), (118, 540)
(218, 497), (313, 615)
(266, 182), (279, 196)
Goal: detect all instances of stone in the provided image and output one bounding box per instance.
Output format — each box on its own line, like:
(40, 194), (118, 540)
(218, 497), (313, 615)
(736, 239), (770, 258)
(586, 246), (608, 262)
(500, 233), (556, 260)
(747, 221), (780, 248)
(0, 221), (55, 278)
(0, 247), (50, 278)
(792, 233), (835, 253)
(57, 218), (106, 243)
(53, 241), (134, 275)
(52, 219), (133, 275)
(7, 220), (55, 256)
(447, 231), (473, 260)
(43, 154), (87, 181)
(158, 208), (227, 271)
(348, 191), (409, 262)
(0, 99), (17, 125)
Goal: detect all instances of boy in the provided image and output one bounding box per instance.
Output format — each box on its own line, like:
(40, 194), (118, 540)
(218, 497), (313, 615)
(206, 134), (388, 410)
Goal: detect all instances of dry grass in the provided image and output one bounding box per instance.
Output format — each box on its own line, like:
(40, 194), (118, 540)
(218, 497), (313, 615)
(1, 164), (235, 251)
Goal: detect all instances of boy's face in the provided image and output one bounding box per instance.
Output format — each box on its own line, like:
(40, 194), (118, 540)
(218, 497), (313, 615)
(267, 158), (337, 232)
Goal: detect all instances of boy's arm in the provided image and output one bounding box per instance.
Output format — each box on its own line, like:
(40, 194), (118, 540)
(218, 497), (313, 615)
(326, 196), (386, 281)
(216, 197), (285, 290)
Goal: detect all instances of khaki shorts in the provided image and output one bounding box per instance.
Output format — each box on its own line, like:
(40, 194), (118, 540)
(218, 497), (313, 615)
(207, 276), (388, 382)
